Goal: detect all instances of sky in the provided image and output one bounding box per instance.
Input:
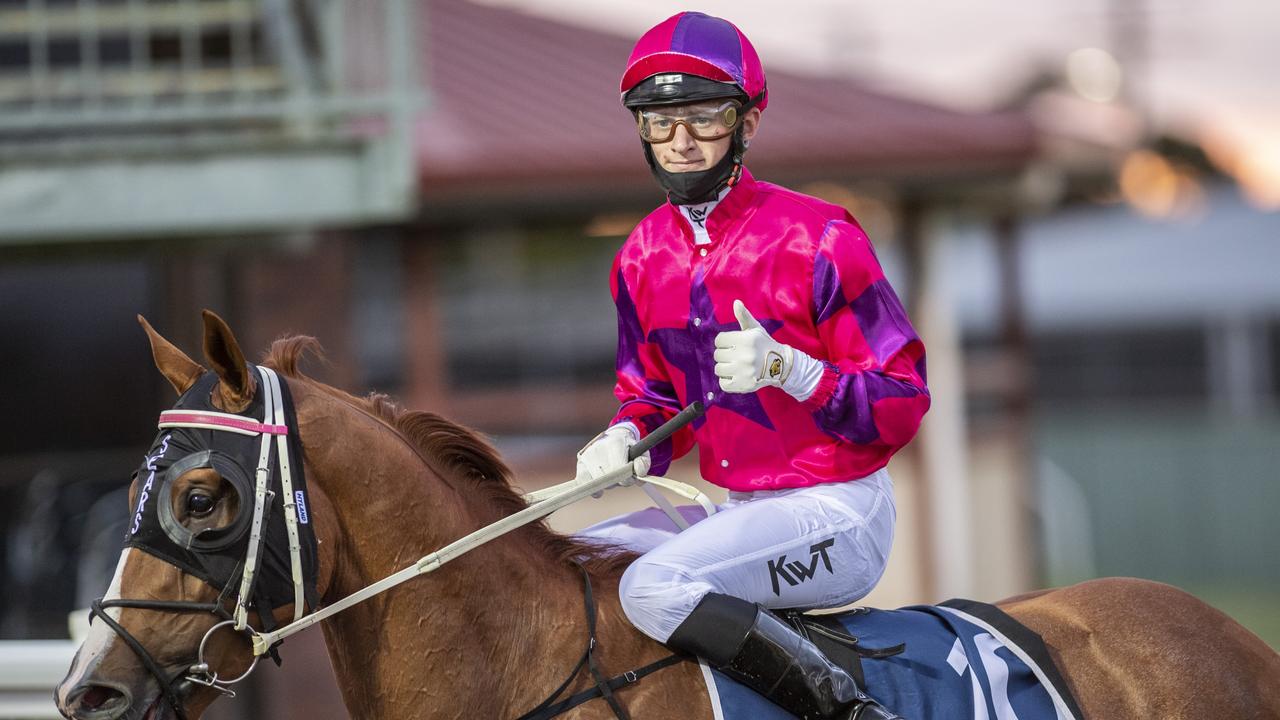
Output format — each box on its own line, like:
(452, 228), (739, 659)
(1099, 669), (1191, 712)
(477, 0), (1280, 206)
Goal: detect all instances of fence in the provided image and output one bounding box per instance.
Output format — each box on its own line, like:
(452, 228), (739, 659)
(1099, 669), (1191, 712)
(0, 641), (76, 719)
(0, 0), (421, 241)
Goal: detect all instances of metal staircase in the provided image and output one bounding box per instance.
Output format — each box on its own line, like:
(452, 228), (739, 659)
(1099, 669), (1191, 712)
(0, 0), (421, 243)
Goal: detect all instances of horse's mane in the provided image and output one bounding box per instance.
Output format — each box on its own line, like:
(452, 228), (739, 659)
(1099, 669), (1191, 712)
(263, 335), (637, 579)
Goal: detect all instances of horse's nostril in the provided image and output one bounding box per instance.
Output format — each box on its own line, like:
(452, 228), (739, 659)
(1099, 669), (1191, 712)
(81, 685), (116, 709)
(69, 683), (130, 717)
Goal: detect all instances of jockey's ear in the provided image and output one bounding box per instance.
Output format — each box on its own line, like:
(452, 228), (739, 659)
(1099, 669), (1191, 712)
(139, 315), (206, 396)
(201, 309), (254, 412)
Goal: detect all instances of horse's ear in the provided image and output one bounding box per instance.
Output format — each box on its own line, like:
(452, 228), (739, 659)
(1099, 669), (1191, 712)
(138, 315), (206, 396)
(201, 309), (254, 412)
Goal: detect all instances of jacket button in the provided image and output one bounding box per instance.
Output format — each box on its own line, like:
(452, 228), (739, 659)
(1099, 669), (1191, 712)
(720, 459), (729, 468)
(699, 248), (708, 257)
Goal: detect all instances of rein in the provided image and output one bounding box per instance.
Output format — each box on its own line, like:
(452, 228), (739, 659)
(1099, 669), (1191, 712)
(103, 378), (704, 717)
(247, 401), (706, 656)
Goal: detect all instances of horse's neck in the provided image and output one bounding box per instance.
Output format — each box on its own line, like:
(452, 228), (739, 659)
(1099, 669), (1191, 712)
(320, 541), (598, 718)
(296, 387), (659, 718)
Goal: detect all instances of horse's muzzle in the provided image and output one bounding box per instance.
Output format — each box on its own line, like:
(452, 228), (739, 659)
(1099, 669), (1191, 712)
(56, 679), (133, 720)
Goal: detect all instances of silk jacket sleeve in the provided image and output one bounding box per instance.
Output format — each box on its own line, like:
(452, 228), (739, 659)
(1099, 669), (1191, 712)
(608, 254), (694, 476)
(803, 219), (930, 457)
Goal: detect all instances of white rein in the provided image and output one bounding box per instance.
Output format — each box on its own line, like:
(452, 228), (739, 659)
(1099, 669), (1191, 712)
(249, 402), (710, 655)
(159, 384), (710, 659)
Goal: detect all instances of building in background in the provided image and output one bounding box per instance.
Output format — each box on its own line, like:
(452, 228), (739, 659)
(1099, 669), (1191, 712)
(1, 0), (1276, 717)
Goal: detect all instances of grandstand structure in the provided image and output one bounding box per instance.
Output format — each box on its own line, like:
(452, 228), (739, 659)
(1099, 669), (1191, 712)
(0, 0), (421, 242)
(0, 1), (418, 716)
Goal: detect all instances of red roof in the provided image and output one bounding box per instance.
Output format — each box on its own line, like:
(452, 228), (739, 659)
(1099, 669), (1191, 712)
(415, 0), (1036, 205)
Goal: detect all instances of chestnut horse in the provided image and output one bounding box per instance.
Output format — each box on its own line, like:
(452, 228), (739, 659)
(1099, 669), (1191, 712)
(57, 312), (1280, 720)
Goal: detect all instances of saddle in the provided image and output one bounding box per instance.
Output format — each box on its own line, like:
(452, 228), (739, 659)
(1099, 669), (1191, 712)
(701, 599), (1086, 720)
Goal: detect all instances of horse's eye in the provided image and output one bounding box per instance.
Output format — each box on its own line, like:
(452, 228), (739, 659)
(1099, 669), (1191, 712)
(187, 492), (216, 517)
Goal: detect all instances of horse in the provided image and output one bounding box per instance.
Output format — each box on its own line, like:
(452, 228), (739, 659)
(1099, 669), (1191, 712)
(56, 311), (1280, 720)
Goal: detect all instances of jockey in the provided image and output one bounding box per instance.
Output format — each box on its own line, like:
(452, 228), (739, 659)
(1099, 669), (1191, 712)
(576, 11), (930, 720)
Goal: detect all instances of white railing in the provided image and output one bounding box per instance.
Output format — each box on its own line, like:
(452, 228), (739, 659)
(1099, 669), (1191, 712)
(0, 0), (418, 149)
(0, 0), (421, 241)
(0, 641), (77, 720)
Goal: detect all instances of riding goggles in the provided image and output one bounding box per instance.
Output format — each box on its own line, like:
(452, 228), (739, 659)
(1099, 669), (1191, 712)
(636, 101), (741, 144)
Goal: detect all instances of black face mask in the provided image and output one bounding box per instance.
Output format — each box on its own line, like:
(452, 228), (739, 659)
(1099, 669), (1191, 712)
(642, 129), (744, 205)
(637, 91), (761, 205)
(123, 369), (319, 616)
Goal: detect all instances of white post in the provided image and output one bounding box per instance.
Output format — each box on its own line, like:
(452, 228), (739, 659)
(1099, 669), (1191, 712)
(915, 211), (976, 600)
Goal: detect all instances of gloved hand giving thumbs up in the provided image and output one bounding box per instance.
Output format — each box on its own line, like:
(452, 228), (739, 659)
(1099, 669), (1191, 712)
(713, 300), (823, 398)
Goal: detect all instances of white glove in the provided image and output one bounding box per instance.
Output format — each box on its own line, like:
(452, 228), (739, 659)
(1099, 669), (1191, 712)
(576, 423), (650, 486)
(714, 299), (823, 399)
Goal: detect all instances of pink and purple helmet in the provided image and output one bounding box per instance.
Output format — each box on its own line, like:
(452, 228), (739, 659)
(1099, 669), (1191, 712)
(620, 12), (768, 111)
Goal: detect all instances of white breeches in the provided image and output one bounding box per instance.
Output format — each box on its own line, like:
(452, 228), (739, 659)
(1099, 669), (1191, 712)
(577, 468), (896, 643)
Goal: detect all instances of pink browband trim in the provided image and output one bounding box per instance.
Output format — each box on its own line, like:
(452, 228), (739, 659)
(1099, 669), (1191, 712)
(159, 410), (288, 435)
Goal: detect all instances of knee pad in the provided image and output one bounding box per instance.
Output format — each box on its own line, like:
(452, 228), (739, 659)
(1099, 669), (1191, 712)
(618, 558), (706, 642)
(666, 592), (757, 665)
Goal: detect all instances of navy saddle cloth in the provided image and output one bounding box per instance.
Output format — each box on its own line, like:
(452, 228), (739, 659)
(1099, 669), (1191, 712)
(699, 599), (1084, 720)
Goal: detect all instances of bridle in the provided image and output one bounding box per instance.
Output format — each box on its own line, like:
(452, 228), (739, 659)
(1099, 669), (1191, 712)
(94, 360), (704, 719)
(89, 595), (255, 717)
(90, 365), (306, 717)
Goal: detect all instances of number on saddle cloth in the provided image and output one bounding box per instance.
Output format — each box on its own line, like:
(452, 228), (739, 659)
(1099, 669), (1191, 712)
(701, 601), (1085, 720)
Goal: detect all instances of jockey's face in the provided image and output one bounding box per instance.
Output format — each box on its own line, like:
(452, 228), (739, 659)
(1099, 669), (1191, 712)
(646, 103), (761, 173)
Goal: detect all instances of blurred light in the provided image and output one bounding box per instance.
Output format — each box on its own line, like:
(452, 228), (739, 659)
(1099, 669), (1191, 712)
(1118, 150), (1205, 220)
(1202, 127), (1280, 211)
(798, 182), (897, 242)
(1235, 144), (1280, 210)
(1066, 48), (1123, 103)
(1016, 163), (1067, 213)
(584, 213), (643, 237)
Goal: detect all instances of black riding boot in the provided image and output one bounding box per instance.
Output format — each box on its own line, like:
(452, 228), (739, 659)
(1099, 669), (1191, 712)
(667, 593), (904, 720)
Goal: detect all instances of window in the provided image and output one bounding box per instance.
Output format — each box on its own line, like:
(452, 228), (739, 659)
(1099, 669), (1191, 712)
(1032, 327), (1208, 406)
(438, 223), (618, 391)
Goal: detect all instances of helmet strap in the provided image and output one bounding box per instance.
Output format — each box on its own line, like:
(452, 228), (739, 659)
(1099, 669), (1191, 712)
(739, 91), (765, 115)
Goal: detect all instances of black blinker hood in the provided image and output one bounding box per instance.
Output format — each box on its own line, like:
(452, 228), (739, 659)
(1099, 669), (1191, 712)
(124, 368), (320, 616)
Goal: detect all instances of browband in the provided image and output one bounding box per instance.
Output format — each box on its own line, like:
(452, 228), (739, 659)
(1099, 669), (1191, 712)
(159, 410), (288, 437)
